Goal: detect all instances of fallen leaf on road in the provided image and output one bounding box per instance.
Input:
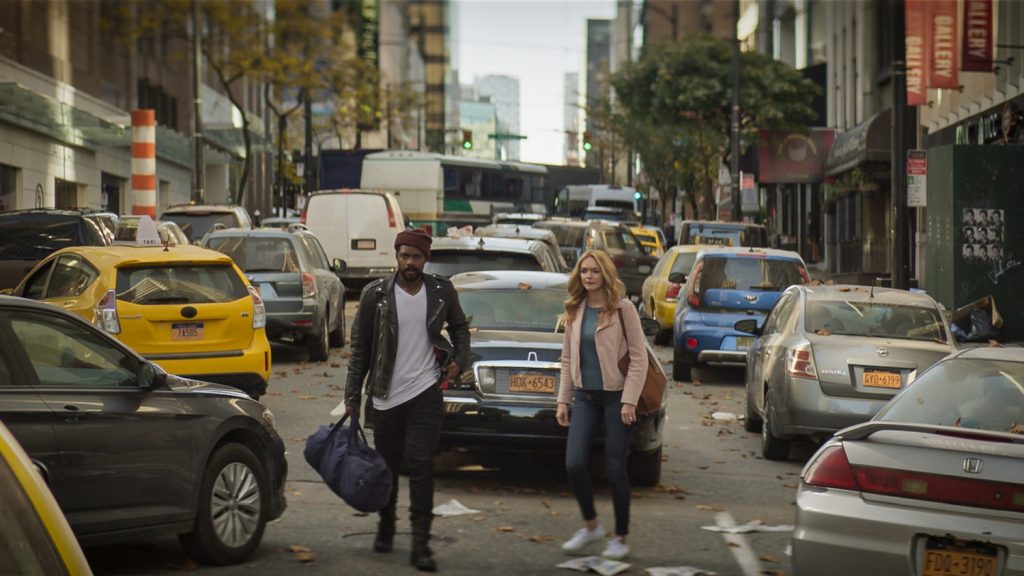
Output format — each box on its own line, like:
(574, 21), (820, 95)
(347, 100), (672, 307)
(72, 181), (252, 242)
(330, 362), (341, 368)
(760, 555), (781, 563)
(696, 504), (724, 512)
(292, 490), (302, 497)
(697, 465), (709, 470)
(294, 551), (315, 563)
(299, 395), (317, 400)
(342, 351), (352, 358)
(352, 511), (368, 517)
(727, 542), (740, 548)
(494, 526), (515, 533)
(541, 500), (551, 509)
(527, 535), (556, 543)
(276, 371), (289, 378)
(783, 483), (797, 489)
(288, 545), (311, 553)
(266, 391), (282, 396)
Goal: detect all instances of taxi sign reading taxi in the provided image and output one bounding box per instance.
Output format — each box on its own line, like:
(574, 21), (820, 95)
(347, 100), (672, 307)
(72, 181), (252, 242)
(907, 150), (927, 208)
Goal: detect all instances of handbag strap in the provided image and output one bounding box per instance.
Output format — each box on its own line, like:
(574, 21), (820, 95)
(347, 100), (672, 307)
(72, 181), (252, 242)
(333, 412), (369, 445)
(618, 308), (629, 348)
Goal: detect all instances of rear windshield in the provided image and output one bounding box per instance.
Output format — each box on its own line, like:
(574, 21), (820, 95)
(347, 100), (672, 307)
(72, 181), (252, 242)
(205, 236), (300, 273)
(697, 256), (804, 302)
(669, 252), (698, 277)
(538, 225), (586, 248)
(683, 225), (766, 247)
(458, 288), (566, 332)
(599, 229), (643, 255)
(115, 265), (248, 305)
(805, 300), (947, 342)
(161, 213), (238, 242)
(425, 252), (543, 277)
(0, 219), (101, 259)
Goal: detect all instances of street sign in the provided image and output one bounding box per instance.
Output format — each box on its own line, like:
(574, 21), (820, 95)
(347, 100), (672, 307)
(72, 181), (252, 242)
(907, 149), (927, 207)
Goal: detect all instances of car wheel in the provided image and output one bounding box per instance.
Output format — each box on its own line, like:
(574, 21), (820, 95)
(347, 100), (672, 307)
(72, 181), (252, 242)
(627, 446), (662, 487)
(180, 443), (268, 565)
(307, 314), (329, 362)
(672, 346), (692, 382)
(743, 388), (763, 433)
(328, 304), (345, 348)
(761, 388), (791, 461)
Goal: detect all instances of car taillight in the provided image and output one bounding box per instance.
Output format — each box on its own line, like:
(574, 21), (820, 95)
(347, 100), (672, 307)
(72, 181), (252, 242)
(301, 272), (316, 298)
(386, 200), (397, 228)
(853, 465), (1024, 512)
(300, 209), (307, 224)
(686, 261), (702, 309)
(664, 282), (681, 302)
(799, 267), (810, 284)
(685, 337), (698, 349)
(248, 285), (266, 329)
(804, 445), (859, 490)
(786, 344), (817, 378)
(93, 289), (121, 334)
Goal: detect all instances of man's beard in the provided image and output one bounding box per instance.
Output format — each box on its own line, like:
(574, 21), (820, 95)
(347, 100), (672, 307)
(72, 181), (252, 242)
(401, 266), (421, 281)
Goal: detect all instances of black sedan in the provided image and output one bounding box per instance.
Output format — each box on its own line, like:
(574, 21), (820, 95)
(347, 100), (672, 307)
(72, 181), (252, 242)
(443, 271), (667, 486)
(0, 295), (287, 565)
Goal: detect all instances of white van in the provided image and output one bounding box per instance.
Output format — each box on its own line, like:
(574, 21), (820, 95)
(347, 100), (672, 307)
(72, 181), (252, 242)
(554, 184), (639, 218)
(302, 189), (406, 290)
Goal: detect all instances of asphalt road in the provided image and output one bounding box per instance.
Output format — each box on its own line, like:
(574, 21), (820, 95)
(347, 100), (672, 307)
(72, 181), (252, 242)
(84, 302), (820, 576)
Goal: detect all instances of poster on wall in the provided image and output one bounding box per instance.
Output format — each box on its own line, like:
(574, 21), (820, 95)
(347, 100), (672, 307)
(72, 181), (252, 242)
(961, 208), (1004, 263)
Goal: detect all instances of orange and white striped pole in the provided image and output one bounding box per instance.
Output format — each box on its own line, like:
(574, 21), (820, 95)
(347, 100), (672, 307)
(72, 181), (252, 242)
(131, 109), (157, 218)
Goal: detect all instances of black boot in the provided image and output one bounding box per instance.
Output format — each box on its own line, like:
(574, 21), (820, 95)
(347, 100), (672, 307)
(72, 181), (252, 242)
(410, 523), (436, 572)
(373, 513), (395, 553)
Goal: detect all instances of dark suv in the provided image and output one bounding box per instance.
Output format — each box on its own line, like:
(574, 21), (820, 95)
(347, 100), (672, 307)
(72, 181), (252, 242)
(0, 209), (110, 291)
(533, 220), (657, 299)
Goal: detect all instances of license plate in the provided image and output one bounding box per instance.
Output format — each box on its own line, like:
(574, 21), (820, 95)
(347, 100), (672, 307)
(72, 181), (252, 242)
(863, 370), (901, 388)
(922, 543), (997, 576)
(352, 239), (376, 250)
(736, 336), (754, 350)
(171, 322), (204, 341)
(508, 373), (556, 394)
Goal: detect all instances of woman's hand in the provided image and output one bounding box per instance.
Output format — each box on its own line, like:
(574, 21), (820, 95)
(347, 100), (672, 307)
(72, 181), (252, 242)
(621, 403), (637, 426)
(556, 403), (570, 427)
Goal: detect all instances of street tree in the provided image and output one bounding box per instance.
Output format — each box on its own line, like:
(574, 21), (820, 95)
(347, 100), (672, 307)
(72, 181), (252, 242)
(613, 34), (819, 219)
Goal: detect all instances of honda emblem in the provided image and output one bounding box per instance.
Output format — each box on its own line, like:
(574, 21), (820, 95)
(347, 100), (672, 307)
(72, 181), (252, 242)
(963, 457), (983, 474)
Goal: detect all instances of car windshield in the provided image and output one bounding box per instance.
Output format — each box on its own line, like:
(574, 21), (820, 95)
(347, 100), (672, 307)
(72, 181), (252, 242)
(876, 358), (1024, 434)
(538, 225), (585, 248)
(458, 288), (565, 331)
(425, 252), (543, 277)
(115, 265), (248, 304)
(805, 300), (947, 342)
(698, 256), (804, 297)
(206, 236), (300, 273)
(0, 220), (85, 259)
(161, 213), (236, 241)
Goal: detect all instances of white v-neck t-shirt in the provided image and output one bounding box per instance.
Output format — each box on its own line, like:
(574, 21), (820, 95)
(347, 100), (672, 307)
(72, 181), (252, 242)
(373, 284), (440, 411)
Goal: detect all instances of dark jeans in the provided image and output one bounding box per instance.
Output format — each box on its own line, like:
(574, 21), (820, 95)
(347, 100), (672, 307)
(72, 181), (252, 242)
(565, 389), (632, 537)
(371, 385), (443, 537)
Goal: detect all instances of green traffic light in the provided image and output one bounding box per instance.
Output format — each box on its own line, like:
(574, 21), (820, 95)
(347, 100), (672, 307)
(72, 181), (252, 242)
(582, 142), (592, 151)
(634, 191), (642, 200)
(463, 141), (473, 150)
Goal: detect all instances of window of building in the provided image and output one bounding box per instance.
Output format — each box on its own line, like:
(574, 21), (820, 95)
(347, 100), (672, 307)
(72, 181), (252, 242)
(875, 0), (893, 84)
(0, 163), (17, 211)
(54, 179), (78, 209)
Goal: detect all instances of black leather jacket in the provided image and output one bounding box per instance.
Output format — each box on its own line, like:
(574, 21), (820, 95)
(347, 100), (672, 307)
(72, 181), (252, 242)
(344, 272), (471, 408)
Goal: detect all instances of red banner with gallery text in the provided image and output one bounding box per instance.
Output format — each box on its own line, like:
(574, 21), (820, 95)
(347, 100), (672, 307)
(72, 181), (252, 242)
(928, 0), (958, 89)
(962, 0), (992, 72)
(905, 0), (929, 106)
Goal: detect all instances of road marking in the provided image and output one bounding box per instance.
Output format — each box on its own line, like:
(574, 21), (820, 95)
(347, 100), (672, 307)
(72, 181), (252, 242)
(714, 511), (764, 576)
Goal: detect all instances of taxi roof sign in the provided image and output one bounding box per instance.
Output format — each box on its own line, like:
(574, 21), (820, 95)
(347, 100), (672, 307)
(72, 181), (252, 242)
(136, 215), (162, 247)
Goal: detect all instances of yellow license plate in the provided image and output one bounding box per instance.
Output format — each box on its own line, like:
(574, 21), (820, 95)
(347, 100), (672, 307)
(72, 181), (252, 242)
(922, 548), (997, 576)
(863, 370), (901, 388)
(171, 322), (204, 341)
(508, 373), (556, 394)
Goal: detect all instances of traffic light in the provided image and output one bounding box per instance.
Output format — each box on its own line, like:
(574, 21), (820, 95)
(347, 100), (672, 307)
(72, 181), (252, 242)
(461, 129), (473, 150)
(582, 130), (593, 151)
(633, 190), (642, 201)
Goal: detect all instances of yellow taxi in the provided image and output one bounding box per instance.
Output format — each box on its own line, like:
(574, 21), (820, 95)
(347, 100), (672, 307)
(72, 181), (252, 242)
(12, 235), (272, 398)
(640, 244), (702, 345)
(0, 421), (92, 575)
(630, 226), (666, 258)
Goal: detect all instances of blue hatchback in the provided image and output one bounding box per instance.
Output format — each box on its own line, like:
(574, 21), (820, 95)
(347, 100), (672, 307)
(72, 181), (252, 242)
(672, 247), (808, 381)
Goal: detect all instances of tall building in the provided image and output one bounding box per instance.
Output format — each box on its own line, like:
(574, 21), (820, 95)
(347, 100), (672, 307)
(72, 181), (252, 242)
(409, 0), (452, 153)
(564, 72), (580, 166)
(584, 18), (611, 171)
(642, 0), (735, 43)
(474, 75), (520, 160)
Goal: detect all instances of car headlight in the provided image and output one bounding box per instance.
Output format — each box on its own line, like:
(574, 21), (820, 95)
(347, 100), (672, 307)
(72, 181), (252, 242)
(261, 408), (277, 429)
(476, 366), (496, 393)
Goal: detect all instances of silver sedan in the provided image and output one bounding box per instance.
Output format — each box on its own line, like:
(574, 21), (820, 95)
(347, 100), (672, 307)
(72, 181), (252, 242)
(792, 346), (1024, 576)
(739, 284), (956, 460)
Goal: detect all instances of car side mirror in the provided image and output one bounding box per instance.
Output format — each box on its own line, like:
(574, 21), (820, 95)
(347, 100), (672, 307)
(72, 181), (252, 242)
(333, 258), (347, 273)
(668, 272), (686, 284)
(139, 362), (167, 389)
(640, 317), (661, 337)
(734, 319), (761, 336)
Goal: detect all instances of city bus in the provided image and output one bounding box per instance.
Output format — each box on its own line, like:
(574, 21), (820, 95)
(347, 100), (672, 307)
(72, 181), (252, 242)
(359, 151), (548, 233)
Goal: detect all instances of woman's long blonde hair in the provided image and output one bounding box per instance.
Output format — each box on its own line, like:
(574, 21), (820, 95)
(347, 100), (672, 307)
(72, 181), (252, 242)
(563, 249), (626, 322)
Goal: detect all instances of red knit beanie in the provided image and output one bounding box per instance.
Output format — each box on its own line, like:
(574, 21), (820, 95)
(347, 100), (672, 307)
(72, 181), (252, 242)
(395, 228), (432, 259)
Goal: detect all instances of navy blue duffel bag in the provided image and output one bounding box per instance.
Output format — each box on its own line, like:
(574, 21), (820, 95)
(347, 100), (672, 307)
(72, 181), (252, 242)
(303, 412), (393, 513)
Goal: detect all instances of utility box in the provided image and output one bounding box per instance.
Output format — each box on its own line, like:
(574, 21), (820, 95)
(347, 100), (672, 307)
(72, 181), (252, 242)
(926, 145), (1024, 342)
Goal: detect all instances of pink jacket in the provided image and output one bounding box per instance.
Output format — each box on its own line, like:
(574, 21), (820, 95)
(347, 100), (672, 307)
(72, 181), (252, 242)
(557, 298), (649, 406)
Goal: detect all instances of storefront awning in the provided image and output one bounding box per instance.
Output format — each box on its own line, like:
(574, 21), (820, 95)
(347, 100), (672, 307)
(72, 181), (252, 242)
(825, 108), (891, 176)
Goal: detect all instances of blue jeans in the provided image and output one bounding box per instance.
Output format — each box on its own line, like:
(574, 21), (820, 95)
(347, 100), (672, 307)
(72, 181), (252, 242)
(565, 389), (632, 536)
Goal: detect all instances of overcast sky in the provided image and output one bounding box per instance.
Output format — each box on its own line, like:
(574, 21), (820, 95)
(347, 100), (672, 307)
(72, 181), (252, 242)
(454, 0), (617, 165)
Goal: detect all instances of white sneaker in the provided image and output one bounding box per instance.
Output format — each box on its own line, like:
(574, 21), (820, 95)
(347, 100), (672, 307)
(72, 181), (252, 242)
(561, 525), (605, 552)
(601, 537), (630, 560)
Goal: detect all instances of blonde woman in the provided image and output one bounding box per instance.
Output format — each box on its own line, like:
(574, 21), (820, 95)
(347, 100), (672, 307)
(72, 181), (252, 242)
(556, 249), (648, 560)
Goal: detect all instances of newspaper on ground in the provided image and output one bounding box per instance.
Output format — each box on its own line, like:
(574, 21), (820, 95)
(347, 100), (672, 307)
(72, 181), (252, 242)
(557, 556), (631, 576)
(700, 520), (794, 534)
(432, 499), (481, 517)
(646, 568), (719, 576)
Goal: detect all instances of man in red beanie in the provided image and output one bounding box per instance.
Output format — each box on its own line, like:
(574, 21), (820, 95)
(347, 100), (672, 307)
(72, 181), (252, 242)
(345, 227), (470, 572)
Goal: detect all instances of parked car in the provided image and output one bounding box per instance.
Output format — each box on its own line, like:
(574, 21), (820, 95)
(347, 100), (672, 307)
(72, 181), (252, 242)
(82, 211), (119, 244)
(0, 295), (287, 565)
(640, 244), (707, 345)
(0, 420), (91, 575)
(302, 189), (405, 292)
(792, 346), (1024, 575)
(12, 238), (273, 398)
(474, 224), (569, 272)
(0, 209), (110, 291)
(631, 225), (667, 257)
(677, 220), (768, 248)
(202, 227), (346, 361)
(533, 220), (657, 299)
(260, 216), (302, 230)
(160, 204), (254, 244)
(443, 271), (667, 486)
(424, 236), (564, 277)
(492, 212), (545, 226)
(114, 215), (190, 246)
(738, 284), (956, 460)
(672, 247), (809, 382)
